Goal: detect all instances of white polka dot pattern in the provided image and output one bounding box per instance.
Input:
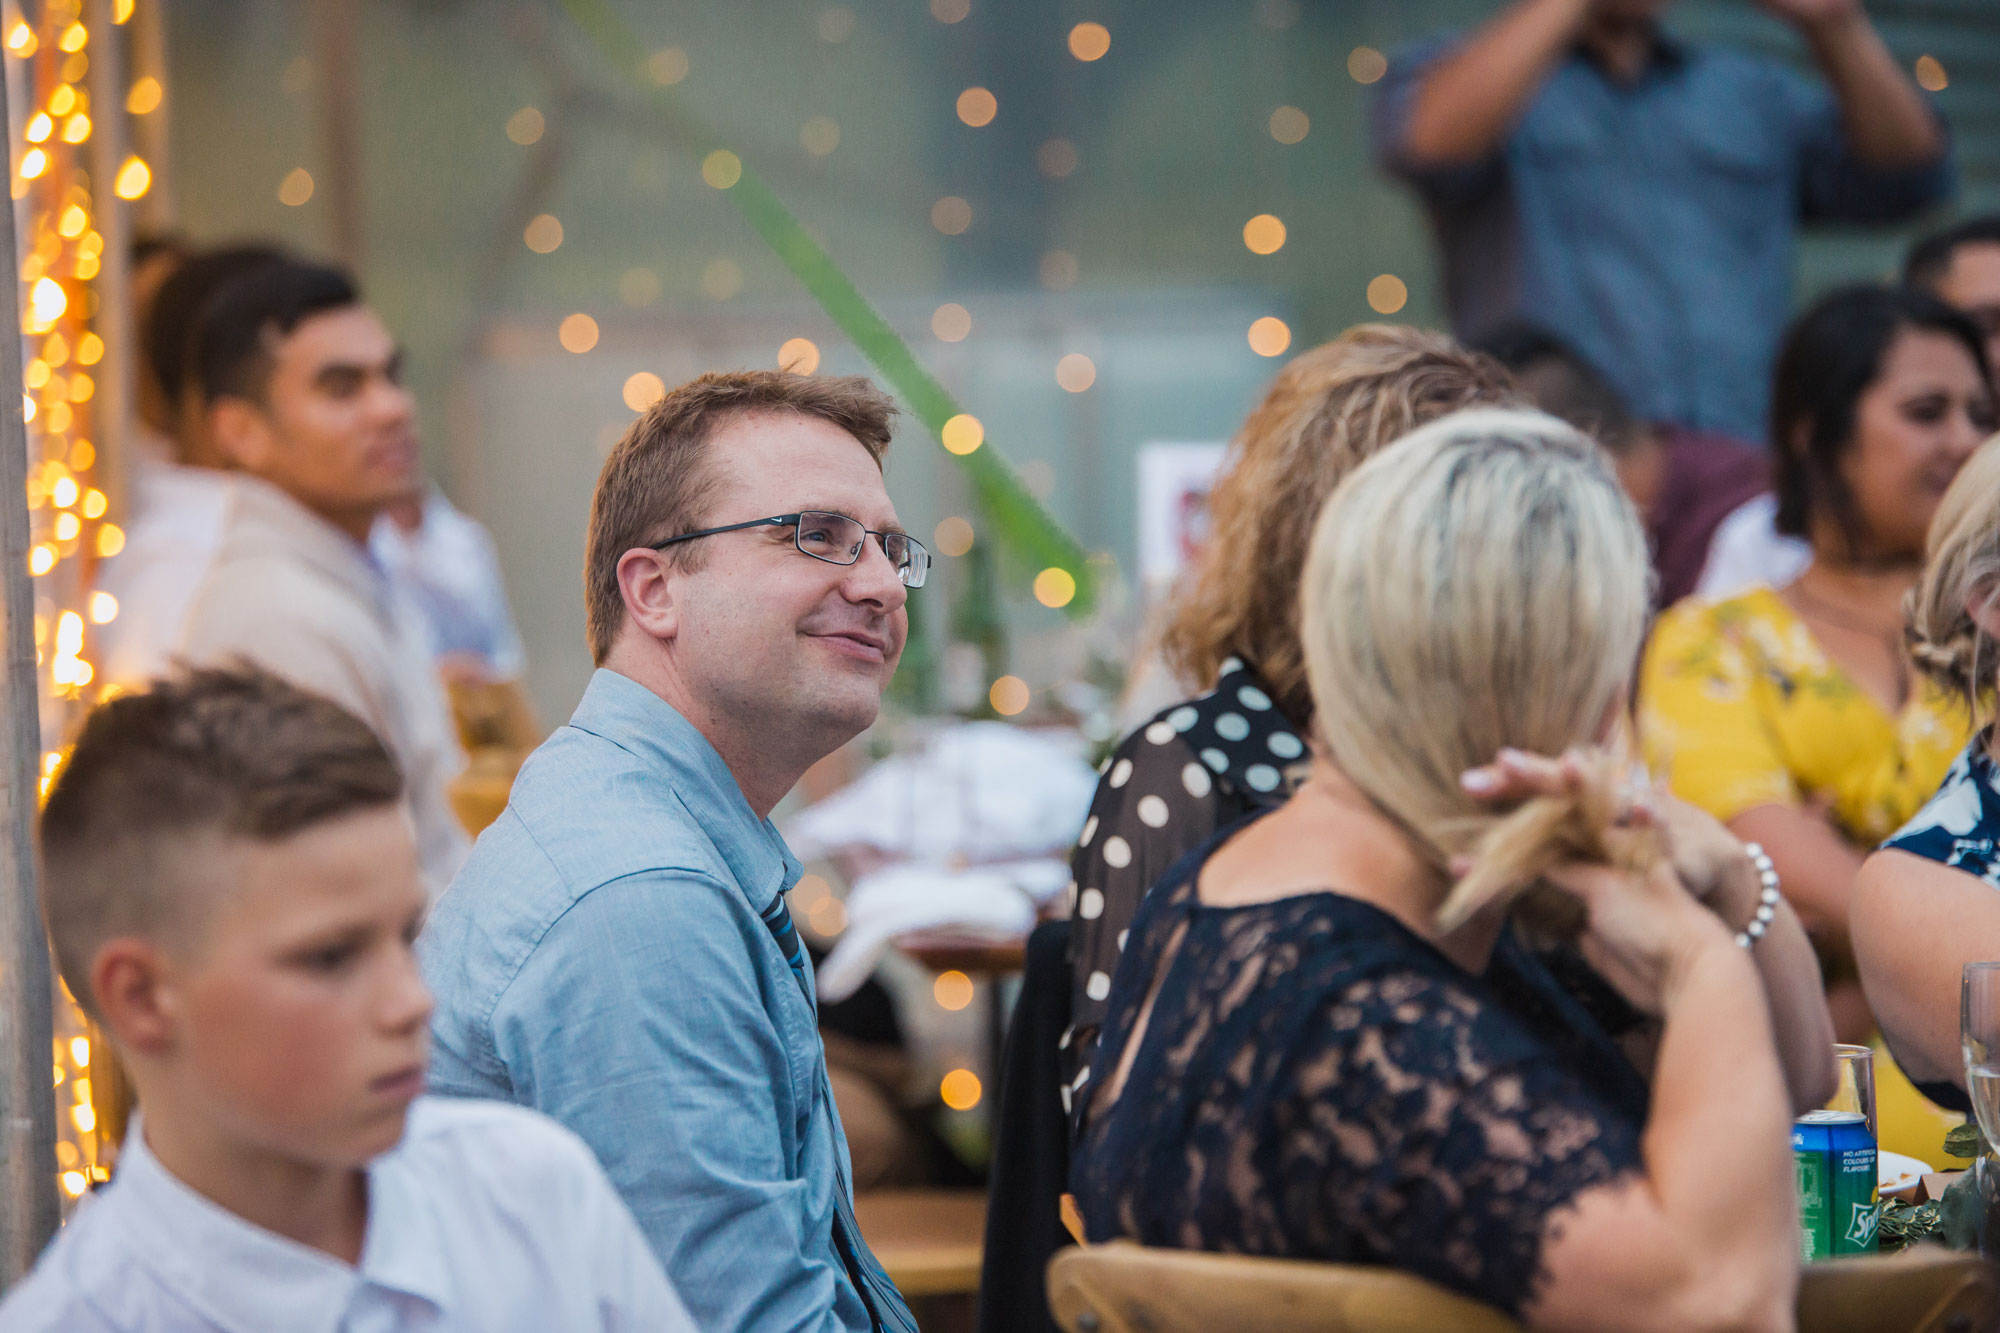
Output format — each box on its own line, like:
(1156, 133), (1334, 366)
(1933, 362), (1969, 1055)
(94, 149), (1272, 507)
(1079, 888), (1105, 919)
(1136, 795), (1170, 828)
(1145, 721), (1176, 744)
(1214, 713), (1250, 742)
(1182, 763), (1213, 798)
(1079, 814), (1098, 847)
(1109, 758), (1133, 788)
(1116, 929), (1128, 950)
(1237, 684), (1272, 711)
(1103, 835), (1132, 868)
(1167, 705), (1199, 732)
(1086, 971), (1111, 1000)
(1201, 748), (1229, 773)
(1268, 731), (1304, 760)
(1246, 764), (1281, 792)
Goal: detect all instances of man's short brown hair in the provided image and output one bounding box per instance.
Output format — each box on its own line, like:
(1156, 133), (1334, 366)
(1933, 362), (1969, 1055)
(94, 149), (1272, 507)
(39, 665), (405, 1019)
(584, 370), (898, 663)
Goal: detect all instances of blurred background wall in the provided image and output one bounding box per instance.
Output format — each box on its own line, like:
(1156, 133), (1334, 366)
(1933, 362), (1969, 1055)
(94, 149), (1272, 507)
(159, 0), (2000, 722)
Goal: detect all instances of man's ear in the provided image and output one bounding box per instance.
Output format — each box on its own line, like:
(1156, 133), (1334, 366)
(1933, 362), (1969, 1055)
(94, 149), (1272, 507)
(90, 939), (180, 1058)
(209, 396), (273, 473)
(615, 548), (682, 645)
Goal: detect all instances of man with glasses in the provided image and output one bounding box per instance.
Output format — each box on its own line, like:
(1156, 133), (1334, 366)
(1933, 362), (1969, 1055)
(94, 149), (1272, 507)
(420, 370), (921, 1332)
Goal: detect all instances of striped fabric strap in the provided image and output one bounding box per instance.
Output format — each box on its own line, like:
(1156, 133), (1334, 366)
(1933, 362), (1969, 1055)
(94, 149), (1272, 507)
(760, 891), (918, 1333)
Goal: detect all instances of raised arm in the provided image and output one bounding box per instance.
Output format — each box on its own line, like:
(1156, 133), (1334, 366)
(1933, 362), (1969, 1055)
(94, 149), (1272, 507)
(1767, 0), (1943, 168)
(1398, 0), (1593, 165)
(492, 873), (859, 1333)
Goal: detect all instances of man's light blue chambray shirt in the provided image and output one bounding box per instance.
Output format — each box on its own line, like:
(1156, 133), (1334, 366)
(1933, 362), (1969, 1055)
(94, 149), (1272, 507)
(1373, 30), (1953, 442)
(419, 668), (907, 1332)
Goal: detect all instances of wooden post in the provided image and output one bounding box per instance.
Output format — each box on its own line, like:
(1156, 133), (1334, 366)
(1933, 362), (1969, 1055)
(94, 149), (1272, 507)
(0, 35), (63, 1285)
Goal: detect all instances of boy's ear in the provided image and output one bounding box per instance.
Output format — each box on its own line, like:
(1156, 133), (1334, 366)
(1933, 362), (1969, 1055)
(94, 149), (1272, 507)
(89, 939), (178, 1056)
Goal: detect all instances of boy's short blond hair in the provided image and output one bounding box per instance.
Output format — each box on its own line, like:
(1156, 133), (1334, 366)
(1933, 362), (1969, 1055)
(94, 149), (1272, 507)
(39, 665), (405, 1019)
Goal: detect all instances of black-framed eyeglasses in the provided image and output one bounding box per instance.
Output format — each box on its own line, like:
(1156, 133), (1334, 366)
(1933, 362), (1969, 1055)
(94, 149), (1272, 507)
(651, 510), (930, 588)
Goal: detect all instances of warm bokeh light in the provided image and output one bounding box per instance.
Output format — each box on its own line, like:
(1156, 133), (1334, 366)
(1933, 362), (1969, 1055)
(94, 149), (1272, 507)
(648, 47), (689, 86)
(1248, 316), (1292, 358)
(956, 86), (997, 127)
(931, 195), (973, 235)
(53, 513), (79, 541)
(793, 874), (831, 909)
(941, 413), (984, 455)
(86, 592), (116, 625)
(1915, 55), (1948, 92)
(702, 150), (743, 189)
(1348, 46), (1388, 84)
(1269, 105), (1310, 144)
(506, 106), (545, 145)
(113, 155), (150, 198)
(126, 75), (162, 115)
(24, 111), (49, 142)
(1055, 353), (1096, 393)
(934, 970), (975, 1011)
(1039, 250), (1079, 291)
(20, 147), (48, 180)
(58, 21), (87, 53)
(622, 372), (667, 412)
(808, 896), (848, 936)
(619, 267), (660, 306)
(1367, 273), (1409, 314)
(51, 475), (77, 508)
(278, 167), (315, 206)
(779, 337), (821, 374)
(29, 277), (67, 328)
(1243, 213), (1287, 255)
(1036, 138), (1079, 179)
(62, 113), (90, 144)
(49, 85), (75, 116)
(801, 116), (840, 157)
(524, 214), (564, 253)
(1068, 22), (1110, 62)
(990, 675), (1030, 715)
(934, 516), (974, 557)
(6, 21), (35, 55)
(931, 0), (970, 20)
(1034, 568), (1078, 608)
(932, 302), (972, 342)
(558, 313), (600, 354)
(28, 545), (53, 576)
(940, 1068), (983, 1110)
(701, 258), (743, 301)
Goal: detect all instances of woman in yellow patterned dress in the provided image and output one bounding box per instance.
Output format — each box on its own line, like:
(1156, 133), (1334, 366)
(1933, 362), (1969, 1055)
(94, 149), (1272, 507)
(1640, 286), (1994, 1040)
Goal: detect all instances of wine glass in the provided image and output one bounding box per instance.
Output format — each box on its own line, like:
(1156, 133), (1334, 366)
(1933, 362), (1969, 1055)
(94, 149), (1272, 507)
(1962, 963), (2000, 1151)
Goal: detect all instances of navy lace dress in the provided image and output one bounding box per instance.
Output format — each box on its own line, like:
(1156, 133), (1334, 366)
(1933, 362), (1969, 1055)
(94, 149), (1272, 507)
(1071, 820), (1646, 1319)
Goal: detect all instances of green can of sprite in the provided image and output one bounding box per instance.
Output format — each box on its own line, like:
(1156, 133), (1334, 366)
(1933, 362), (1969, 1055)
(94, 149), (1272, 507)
(1792, 1109), (1877, 1259)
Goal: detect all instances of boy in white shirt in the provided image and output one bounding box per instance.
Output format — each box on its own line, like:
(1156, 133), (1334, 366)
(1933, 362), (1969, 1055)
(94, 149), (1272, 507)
(0, 666), (696, 1332)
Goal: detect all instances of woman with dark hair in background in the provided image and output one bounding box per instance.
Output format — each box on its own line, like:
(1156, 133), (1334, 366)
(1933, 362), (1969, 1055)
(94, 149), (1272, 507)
(1640, 285), (1995, 1042)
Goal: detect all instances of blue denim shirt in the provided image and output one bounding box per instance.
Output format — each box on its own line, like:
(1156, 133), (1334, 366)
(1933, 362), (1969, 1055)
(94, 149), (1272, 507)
(1374, 31), (1953, 441)
(419, 669), (892, 1332)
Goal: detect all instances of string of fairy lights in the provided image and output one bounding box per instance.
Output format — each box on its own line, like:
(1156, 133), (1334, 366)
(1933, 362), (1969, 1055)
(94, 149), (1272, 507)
(5, 0), (155, 1205)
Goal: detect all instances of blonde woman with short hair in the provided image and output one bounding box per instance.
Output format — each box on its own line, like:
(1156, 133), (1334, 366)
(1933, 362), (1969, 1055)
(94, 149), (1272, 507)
(1073, 409), (1813, 1331)
(1853, 435), (2000, 1108)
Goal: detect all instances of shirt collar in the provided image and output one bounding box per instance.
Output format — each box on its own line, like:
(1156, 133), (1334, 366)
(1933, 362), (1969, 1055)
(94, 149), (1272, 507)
(1574, 23), (1689, 78)
(568, 668), (801, 907)
(225, 474), (390, 608)
(108, 1115), (451, 1333)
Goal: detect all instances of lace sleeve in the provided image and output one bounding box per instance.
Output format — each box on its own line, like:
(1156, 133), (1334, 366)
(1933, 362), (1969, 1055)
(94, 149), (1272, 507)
(1300, 970), (1644, 1318)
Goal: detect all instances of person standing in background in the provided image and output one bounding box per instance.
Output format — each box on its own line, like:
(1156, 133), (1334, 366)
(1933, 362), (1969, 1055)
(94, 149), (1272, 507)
(1374, 0), (1951, 442)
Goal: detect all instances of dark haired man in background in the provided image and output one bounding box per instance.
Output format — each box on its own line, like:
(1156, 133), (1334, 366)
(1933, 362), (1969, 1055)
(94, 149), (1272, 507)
(175, 258), (468, 894)
(1906, 215), (2000, 374)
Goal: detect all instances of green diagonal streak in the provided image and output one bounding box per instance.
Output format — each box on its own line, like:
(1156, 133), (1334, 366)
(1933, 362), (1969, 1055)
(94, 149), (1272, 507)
(559, 0), (1096, 617)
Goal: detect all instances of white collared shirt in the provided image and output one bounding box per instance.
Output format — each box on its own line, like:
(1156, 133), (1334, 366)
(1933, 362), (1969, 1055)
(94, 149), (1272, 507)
(174, 475), (470, 895)
(0, 1098), (698, 1332)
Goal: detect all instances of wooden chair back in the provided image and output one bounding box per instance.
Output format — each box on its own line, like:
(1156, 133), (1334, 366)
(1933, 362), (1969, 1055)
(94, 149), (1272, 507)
(1047, 1241), (2000, 1333)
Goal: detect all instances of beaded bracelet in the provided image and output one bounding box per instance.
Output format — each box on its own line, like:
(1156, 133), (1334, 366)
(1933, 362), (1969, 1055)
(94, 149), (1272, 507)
(1735, 842), (1781, 950)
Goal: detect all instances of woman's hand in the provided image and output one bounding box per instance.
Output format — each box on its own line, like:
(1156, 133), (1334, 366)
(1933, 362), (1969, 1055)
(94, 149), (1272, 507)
(1461, 748), (1740, 1012)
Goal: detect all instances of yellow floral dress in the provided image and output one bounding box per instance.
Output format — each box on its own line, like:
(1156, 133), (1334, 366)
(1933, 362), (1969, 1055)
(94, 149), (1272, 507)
(1639, 586), (1969, 844)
